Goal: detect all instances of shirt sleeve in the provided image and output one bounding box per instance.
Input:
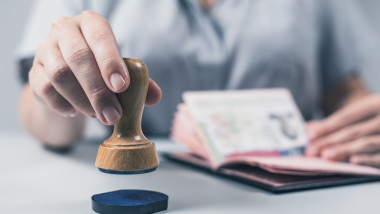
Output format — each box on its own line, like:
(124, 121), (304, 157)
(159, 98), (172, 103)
(14, 0), (85, 84)
(318, 0), (380, 92)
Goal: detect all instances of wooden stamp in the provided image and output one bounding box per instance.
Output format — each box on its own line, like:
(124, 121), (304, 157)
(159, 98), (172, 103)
(95, 58), (159, 174)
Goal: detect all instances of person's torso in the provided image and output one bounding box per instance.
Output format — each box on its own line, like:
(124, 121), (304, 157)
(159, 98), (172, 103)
(96, 0), (324, 136)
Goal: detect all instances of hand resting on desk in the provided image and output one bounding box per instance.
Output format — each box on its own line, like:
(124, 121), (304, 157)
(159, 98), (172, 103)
(306, 95), (380, 168)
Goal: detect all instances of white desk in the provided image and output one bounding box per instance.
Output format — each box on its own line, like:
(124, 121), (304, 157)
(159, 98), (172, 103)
(1, 132), (379, 214)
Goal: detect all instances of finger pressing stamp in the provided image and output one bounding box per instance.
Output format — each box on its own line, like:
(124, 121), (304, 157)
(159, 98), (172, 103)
(92, 58), (168, 214)
(95, 58), (160, 174)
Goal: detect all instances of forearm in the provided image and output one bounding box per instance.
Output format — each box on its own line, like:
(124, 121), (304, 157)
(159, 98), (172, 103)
(323, 74), (371, 115)
(19, 84), (86, 147)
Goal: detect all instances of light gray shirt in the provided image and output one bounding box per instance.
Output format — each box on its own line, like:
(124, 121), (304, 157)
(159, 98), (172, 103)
(16, 0), (379, 136)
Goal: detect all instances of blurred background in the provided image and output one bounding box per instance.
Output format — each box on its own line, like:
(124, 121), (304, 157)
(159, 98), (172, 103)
(1, 0), (380, 133)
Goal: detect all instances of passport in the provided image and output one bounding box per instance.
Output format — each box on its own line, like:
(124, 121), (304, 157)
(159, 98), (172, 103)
(170, 89), (380, 176)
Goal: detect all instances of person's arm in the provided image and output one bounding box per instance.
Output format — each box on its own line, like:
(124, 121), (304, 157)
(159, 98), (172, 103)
(19, 11), (162, 148)
(19, 84), (86, 147)
(305, 76), (380, 167)
(302, 0), (380, 168)
(322, 74), (370, 115)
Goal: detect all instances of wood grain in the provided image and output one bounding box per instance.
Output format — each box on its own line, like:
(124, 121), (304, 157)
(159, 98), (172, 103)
(95, 58), (159, 173)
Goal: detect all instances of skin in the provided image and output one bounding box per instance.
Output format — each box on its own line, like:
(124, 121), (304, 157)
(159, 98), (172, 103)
(21, 4), (379, 169)
(306, 94), (380, 168)
(20, 11), (161, 147)
(198, 0), (218, 10)
(20, 1), (216, 147)
(305, 75), (380, 168)
(196, 0), (379, 169)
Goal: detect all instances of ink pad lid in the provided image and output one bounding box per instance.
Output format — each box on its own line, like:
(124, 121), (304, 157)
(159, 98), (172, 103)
(92, 189), (168, 214)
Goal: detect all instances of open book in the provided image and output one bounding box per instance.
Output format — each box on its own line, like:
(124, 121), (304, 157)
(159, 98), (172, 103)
(170, 89), (380, 177)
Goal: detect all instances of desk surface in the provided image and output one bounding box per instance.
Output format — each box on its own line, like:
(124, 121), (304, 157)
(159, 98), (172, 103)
(1, 132), (379, 214)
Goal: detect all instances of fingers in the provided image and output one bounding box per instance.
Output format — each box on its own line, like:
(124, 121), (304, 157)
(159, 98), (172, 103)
(307, 95), (380, 140)
(78, 11), (130, 93)
(146, 79), (162, 106)
(36, 39), (95, 118)
(351, 153), (380, 168)
(29, 63), (77, 117)
(32, 11), (161, 126)
(54, 16), (121, 125)
(306, 116), (380, 156)
(317, 135), (380, 161)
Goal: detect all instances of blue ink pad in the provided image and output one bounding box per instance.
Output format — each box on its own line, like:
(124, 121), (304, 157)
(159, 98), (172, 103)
(92, 189), (168, 214)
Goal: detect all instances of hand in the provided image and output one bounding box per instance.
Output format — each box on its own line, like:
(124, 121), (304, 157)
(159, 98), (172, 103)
(29, 11), (161, 125)
(305, 94), (380, 167)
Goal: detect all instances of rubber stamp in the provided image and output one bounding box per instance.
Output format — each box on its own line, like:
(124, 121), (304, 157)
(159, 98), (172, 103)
(95, 58), (160, 174)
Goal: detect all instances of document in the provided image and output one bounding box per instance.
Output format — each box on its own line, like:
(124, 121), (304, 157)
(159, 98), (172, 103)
(171, 89), (380, 176)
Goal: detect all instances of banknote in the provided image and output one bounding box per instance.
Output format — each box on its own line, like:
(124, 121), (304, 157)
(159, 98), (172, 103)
(172, 88), (308, 166)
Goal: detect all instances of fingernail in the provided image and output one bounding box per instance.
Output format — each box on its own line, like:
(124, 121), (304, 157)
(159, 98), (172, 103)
(110, 73), (125, 91)
(68, 109), (78, 118)
(322, 150), (336, 159)
(307, 130), (318, 140)
(306, 146), (319, 156)
(102, 106), (120, 124)
(61, 109), (77, 118)
(350, 156), (361, 164)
